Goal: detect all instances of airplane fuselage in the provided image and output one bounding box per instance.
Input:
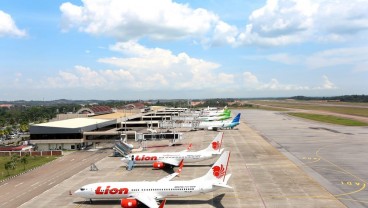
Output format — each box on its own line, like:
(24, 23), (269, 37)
(75, 181), (218, 200)
(123, 151), (214, 165)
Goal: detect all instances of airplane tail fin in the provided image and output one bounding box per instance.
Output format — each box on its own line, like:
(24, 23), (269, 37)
(196, 151), (231, 182)
(224, 109), (231, 116)
(201, 132), (224, 154)
(232, 113), (241, 123)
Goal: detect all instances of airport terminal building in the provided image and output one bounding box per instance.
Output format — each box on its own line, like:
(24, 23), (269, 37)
(28, 106), (188, 151)
(30, 118), (116, 150)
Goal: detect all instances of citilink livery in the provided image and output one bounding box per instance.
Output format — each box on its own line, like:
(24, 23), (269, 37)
(74, 151), (232, 208)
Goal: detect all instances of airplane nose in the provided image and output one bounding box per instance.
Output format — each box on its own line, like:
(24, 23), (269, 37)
(121, 157), (129, 164)
(74, 190), (80, 196)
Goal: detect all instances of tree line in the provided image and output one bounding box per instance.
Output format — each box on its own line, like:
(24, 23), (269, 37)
(290, 95), (368, 102)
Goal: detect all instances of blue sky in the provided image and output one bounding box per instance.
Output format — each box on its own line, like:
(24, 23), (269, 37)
(0, 0), (367, 100)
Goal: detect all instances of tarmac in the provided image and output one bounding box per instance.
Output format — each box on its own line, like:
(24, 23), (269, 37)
(239, 109), (368, 208)
(0, 109), (349, 208)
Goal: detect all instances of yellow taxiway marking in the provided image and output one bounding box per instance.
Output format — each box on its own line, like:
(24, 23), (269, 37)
(315, 146), (367, 197)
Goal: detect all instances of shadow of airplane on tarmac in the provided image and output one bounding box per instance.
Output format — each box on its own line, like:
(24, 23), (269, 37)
(165, 194), (226, 208)
(74, 194), (226, 208)
(121, 164), (214, 174)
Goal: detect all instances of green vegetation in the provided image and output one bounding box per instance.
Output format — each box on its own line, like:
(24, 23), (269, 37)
(288, 113), (368, 126)
(249, 100), (368, 117)
(0, 155), (58, 181)
(291, 95), (368, 103)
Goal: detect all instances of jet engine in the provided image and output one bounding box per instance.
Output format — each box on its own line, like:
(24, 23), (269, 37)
(208, 127), (218, 131)
(153, 161), (165, 169)
(121, 198), (138, 208)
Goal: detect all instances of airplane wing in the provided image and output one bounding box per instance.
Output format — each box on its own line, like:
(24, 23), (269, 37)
(157, 160), (184, 182)
(133, 194), (163, 208)
(159, 158), (181, 166)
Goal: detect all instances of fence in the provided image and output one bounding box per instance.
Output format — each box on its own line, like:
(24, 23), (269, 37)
(0, 150), (62, 157)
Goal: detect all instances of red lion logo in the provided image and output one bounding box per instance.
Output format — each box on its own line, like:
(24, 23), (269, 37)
(212, 141), (220, 150)
(212, 164), (225, 178)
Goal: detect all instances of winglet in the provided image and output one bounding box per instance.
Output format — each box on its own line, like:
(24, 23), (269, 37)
(159, 199), (166, 208)
(187, 143), (192, 151)
(176, 159), (184, 175)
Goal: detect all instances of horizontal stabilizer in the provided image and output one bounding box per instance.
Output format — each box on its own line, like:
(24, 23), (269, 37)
(213, 183), (232, 189)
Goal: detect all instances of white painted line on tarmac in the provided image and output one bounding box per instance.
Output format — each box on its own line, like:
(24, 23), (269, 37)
(48, 182), (54, 185)
(15, 182), (23, 187)
(31, 182), (40, 186)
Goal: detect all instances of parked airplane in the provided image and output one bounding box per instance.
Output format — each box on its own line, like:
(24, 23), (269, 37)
(74, 151), (232, 208)
(197, 111), (231, 121)
(202, 107), (229, 116)
(122, 132), (224, 170)
(197, 113), (241, 131)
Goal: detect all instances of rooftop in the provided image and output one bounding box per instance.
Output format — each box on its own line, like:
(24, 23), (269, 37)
(33, 118), (111, 129)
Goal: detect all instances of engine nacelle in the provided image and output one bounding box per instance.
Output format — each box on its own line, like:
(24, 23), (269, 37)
(121, 198), (138, 208)
(208, 126), (218, 131)
(153, 161), (165, 169)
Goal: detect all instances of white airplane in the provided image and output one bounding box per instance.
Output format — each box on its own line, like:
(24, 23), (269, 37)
(196, 113), (231, 121)
(74, 151), (232, 208)
(197, 113), (241, 131)
(202, 106), (229, 116)
(122, 132), (224, 170)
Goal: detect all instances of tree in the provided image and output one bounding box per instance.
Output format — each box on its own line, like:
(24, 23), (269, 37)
(4, 161), (12, 176)
(20, 155), (29, 170)
(4, 160), (16, 176)
(11, 154), (20, 165)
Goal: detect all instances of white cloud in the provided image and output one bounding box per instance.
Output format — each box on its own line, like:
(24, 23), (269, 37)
(236, 0), (368, 46)
(0, 10), (26, 37)
(42, 42), (236, 91)
(243, 71), (310, 90)
(306, 47), (368, 70)
(59, 0), (368, 46)
(242, 71), (338, 91)
(317, 75), (337, 89)
(60, 0), (220, 41)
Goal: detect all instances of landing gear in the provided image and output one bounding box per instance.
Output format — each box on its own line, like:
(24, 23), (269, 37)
(89, 199), (93, 204)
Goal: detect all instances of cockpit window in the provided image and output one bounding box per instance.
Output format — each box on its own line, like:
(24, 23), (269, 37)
(80, 188), (86, 191)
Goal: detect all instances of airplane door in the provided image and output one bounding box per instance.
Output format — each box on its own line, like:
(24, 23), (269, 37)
(127, 155), (135, 171)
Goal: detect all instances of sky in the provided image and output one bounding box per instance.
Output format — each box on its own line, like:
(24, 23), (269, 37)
(0, 0), (367, 100)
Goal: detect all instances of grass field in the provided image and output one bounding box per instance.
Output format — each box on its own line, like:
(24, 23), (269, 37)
(288, 113), (368, 126)
(0, 155), (58, 181)
(250, 100), (368, 117)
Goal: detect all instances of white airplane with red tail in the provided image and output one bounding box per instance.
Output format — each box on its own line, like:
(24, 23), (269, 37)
(122, 132), (224, 170)
(74, 151), (231, 208)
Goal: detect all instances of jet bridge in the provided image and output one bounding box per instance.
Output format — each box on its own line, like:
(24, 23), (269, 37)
(113, 141), (133, 156)
(135, 131), (184, 146)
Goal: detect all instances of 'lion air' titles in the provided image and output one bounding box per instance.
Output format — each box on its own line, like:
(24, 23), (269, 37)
(95, 186), (129, 195)
(135, 155), (158, 161)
